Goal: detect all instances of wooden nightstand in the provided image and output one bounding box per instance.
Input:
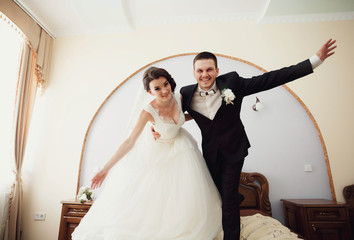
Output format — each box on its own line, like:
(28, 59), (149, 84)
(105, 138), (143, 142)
(281, 199), (352, 240)
(58, 200), (93, 240)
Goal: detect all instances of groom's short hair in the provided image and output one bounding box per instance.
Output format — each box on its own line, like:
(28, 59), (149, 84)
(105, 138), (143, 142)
(143, 67), (176, 92)
(193, 51), (218, 69)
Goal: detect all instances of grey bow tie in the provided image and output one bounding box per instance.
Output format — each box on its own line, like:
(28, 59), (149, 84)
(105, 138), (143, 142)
(199, 89), (216, 97)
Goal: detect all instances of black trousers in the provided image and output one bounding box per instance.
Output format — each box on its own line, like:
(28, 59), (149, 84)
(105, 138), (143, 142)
(206, 151), (245, 240)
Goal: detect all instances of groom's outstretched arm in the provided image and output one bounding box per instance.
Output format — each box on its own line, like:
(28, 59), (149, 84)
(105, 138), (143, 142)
(238, 39), (337, 97)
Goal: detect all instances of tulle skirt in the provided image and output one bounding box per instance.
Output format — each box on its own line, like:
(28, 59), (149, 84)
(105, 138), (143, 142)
(72, 128), (222, 240)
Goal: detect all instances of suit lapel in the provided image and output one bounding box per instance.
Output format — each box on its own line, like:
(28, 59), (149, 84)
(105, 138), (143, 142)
(216, 77), (227, 94)
(185, 84), (198, 108)
(213, 78), (228, 119)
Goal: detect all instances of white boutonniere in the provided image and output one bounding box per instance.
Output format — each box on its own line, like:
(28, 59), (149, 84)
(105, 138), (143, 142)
(77, 186), (94, 203)
(221, 88), (236, 105)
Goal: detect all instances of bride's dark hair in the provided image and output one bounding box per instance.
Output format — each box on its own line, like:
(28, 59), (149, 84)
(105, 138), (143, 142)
(143, 67), (176, 92)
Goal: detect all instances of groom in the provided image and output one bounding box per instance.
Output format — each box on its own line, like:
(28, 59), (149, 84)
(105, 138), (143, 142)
(154, 39), (336, 239)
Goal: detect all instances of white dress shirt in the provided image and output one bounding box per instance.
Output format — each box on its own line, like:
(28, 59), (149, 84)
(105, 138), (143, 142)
(191, 82), (222, 120)
(191, 55), (322, 120)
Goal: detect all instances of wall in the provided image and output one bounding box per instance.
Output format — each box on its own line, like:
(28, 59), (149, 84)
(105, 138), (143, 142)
(21, 20), (354, 239)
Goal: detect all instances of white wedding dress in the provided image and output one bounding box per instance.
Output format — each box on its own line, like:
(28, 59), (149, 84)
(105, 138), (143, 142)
(72, 94), (222, 240)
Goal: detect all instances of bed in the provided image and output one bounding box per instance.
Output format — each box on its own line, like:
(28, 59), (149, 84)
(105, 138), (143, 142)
(238, 172), (303, 240)
(64, 171), (302, 239)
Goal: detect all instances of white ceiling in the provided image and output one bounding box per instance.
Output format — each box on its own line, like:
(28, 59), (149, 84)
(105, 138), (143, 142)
(13, 0), (354, 38)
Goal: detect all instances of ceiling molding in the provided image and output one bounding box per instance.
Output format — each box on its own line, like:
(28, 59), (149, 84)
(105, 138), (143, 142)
(12, 0), (354, 37)
(259, 11), (354, 24)
(13, 0), (55, 38)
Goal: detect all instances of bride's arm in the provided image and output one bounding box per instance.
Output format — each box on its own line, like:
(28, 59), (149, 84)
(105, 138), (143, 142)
(91, 110), (152, 189)
(180, 93), (193, 121)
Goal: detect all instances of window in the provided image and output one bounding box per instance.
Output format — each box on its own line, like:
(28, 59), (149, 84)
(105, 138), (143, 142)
(0, 12), (25, 191)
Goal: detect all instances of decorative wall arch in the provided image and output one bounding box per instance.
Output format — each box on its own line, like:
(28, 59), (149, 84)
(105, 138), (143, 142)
(76, 53), (335, 222)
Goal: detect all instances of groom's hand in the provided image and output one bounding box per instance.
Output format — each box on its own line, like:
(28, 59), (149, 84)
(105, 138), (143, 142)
(151, 126), (161, 140)
(316, 39), (337, 62)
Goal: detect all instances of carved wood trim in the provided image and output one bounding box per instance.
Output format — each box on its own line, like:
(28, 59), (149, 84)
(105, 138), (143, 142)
(343, 184), (354, 206)
(77, 53), (335, 203)
(240, 172), (272, 216)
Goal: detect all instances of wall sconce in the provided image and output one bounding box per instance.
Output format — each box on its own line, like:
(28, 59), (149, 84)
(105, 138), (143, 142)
(252, 97), (264, 111)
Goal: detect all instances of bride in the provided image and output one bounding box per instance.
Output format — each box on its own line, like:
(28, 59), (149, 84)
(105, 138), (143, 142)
(72, 67), (222, 240)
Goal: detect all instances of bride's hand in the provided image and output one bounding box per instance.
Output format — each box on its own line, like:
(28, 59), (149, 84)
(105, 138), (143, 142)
(91, 168), (109, 189)
(151, 126), (161, 140)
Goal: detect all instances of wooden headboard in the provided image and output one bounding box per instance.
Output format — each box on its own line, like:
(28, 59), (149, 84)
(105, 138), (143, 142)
(239, 172), (272, 216)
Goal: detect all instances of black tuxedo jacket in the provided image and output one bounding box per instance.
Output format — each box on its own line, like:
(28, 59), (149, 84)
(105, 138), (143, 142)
(180, 59), (313, 164)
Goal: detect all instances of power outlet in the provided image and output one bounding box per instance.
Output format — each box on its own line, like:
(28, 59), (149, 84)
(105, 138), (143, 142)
(34, 212), (46, 221)
(304, 164), (313, 172)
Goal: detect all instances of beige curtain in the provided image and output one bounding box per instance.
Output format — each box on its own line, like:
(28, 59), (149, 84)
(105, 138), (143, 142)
(8, 43), (38, 240)
(2, 1), (54, 239)
(0, 0), (41, 49)
(7, 35), (53, 240)
(36, 29), (53, 91)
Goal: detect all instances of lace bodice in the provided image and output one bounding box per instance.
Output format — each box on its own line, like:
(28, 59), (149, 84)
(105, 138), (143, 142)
(144, 94), (185, 142)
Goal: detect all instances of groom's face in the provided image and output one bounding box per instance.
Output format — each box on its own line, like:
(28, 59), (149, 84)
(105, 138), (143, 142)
(193, 59), (219, 91)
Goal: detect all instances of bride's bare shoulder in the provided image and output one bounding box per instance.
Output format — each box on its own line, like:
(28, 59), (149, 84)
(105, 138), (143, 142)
(149, 99), (157, 108)
(141, 109), (155, 124)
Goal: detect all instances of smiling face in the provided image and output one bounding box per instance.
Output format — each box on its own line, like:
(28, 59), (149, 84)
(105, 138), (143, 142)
(148, 76), (172, 101)
(193, 59), (219, 91)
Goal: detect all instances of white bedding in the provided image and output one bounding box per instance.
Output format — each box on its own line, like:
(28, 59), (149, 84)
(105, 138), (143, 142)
(240, 214), (302, 240)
